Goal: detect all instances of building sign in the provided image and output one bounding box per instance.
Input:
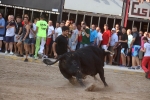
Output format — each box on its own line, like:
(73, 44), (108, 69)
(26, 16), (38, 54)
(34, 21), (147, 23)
(0, 0), (61, 14)
(129, 0), (150, 19)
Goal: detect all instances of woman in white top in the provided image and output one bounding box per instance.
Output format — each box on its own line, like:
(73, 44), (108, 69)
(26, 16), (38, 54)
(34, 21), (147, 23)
(140, 37), (150, 79)
(127, 29), (133, 67)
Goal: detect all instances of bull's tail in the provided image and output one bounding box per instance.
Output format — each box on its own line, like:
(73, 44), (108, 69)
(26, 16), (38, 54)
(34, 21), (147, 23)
(43, 55), (63, 65)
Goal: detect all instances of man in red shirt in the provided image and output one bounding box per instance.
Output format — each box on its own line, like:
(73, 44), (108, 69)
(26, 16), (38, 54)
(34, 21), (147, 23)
(101, 24), (111, 65)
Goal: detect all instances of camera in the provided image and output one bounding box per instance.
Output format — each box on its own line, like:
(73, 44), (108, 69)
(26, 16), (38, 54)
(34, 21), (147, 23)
(30, 24), (33, 28)
(70, 30), (73, 33)
(9, 20), (15, 26)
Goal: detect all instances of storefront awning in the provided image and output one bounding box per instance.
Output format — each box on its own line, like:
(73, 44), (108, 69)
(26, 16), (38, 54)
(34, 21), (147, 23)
(0, 0), (62, 14)
(64, 0), (124, 16)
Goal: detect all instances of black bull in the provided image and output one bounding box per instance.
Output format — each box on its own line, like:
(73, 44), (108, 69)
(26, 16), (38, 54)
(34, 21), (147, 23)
(43, 46), (112, 87)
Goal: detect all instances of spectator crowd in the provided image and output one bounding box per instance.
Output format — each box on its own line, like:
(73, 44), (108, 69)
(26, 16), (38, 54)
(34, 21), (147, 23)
(0, 13), (150, 79)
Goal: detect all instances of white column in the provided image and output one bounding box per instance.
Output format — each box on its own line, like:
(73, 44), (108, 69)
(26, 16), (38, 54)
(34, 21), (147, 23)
(75, 13), (78, 24)
(83, 14), (85, 21)
(113, 18), (116, 28)
(98, 16), (101, 27)
(68, 12), (70, 20)
(90, 16), (93, 26)
(139, 22), (142, 31)
(49, 13), (51, 20)
(147, 22), (149, 32)
(14, 8), (16, 17)
(132, 20), (134, 28)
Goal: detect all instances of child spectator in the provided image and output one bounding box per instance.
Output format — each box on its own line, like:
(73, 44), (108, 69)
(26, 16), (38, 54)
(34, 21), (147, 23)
(141, 37), (150, 79)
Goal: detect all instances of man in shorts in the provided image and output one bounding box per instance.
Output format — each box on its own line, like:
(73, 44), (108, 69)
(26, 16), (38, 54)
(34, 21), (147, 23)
(5, 15), (15, 55)
(34, 15), (48, 59)
(139, 31), (144, 68)
(14, 16), (22, 54)
(45, 20), (54, 58)
(22, 17), (31, 62)
(68, 23), (78, 51)
(90, 25), (97, 46)
(0, 13), (5, 52)
(129, 26), (141, 69)
(29, 18), (37, 57)
(80, 22), (90, 48)
(108, 28), (118, 65)
(101, 24), (111, 65)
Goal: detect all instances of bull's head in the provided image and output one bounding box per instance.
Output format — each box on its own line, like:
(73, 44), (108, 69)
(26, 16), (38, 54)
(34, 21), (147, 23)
(64, 52), (85, 86)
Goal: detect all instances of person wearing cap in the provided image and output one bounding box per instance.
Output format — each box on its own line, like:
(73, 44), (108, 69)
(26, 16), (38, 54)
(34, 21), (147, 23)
(108, 28), (118, 65)
(119, 27), (128, 67)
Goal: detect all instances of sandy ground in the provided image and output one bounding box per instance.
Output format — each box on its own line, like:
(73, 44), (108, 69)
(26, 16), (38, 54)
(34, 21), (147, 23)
(0, 57), (150, 100)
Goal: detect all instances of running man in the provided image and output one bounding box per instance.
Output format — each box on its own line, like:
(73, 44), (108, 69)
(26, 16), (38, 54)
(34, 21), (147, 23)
(34, 15), (48, 59)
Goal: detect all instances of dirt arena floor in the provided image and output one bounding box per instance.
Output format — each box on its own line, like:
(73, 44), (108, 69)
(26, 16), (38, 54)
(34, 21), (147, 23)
(0, 57), (150, 100)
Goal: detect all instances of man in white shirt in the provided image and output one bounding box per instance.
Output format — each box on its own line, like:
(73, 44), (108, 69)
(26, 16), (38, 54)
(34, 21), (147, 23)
(68, 23), (78, 51)
(45, 20), (54, 57)
(5, 15), (15, 55)
(29, 18), (38, 57)
(108, 28), (118, 65)
(96, 27), (103, 47)
(55, 22), (62, 37)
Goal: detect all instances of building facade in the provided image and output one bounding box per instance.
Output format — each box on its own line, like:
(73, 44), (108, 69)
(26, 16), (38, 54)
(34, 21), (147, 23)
(0, 0), (149, 32)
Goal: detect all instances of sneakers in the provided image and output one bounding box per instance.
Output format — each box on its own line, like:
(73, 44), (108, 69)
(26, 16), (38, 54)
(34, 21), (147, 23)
(34, 56), (38, 60)
(104, 62), (106, 65)
(24, 58), (28, 62)
(30, 54), (34, 57)
(128, 66), (136, 70)
(5, 51), (8, 55)
(136, 66), (141, 70)
(43, 55), (48, 58)
(9, 52), (14, 55)
(120, 65), (126, 68)
(17, 54), (24, 57)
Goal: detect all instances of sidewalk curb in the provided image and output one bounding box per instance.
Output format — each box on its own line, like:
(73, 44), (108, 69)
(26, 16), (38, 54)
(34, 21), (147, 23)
(1, 53), (145, 76)
(1, 53), (59, 66)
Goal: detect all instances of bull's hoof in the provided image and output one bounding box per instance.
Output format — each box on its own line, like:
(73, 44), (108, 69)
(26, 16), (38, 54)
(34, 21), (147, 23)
(69, 77), (77, 85)
(104, 83), (108, 87)
(82, 74), (87, 79)
(85, 83), (96, 91)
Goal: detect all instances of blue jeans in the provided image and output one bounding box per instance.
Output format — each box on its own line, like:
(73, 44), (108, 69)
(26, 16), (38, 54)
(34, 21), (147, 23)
(80, 44), (89, 48)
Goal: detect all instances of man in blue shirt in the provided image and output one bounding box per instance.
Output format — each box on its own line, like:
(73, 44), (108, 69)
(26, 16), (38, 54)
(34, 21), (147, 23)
(90, 25), (97, 46)
(0, 13), (5, 52)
